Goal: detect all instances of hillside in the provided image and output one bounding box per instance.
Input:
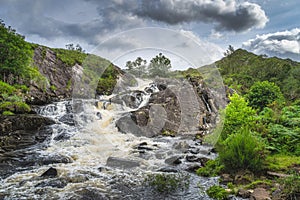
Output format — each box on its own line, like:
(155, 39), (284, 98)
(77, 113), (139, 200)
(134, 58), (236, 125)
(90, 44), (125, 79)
(216, 49), (300, 101)
(0, 21), (121, 114)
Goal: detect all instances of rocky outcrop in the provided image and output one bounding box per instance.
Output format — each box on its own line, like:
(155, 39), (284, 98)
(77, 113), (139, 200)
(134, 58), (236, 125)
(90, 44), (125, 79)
(28, 47), (75, 104)
(116, 77), (226, 137)
(0, 115), (55, 152)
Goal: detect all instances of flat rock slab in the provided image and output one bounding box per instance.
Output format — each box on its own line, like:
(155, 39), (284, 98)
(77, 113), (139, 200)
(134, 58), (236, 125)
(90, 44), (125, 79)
(106, 157), (140, 169)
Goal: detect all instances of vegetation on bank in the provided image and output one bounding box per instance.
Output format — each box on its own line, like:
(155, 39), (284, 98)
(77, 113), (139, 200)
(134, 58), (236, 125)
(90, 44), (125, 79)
(199, 48), (300, 200)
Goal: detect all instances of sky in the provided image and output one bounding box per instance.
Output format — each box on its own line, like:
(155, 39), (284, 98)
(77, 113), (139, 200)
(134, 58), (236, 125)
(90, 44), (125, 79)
(0, 0), (299, 69)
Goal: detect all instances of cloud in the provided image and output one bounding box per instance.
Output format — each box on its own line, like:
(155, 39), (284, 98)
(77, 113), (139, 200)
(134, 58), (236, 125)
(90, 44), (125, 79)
(131, 0), (268, 32)
(243, 28), (300, 60)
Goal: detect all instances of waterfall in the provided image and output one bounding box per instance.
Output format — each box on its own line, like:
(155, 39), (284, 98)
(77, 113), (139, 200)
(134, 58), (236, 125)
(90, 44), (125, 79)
(0, 78), (230, 200)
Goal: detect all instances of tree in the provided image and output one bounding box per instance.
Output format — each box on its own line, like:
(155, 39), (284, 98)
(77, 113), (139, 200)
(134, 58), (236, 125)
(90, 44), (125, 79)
(221, 93), (256, 140)
(125, 57), (147, 77)
(246, 81), (284, 111)
(223, 45), (235, 57)
(65, 43), (85, 53)
(148, 53), (171, 77)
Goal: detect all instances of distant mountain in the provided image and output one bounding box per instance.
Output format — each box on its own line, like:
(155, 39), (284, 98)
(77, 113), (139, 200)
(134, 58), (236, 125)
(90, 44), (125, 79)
(215, 49), (300, 101)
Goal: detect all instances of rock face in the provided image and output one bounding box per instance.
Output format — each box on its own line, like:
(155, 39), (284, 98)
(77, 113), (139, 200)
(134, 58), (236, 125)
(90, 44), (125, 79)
(28, 47), (75, 104)
(117, 77), (226, 137)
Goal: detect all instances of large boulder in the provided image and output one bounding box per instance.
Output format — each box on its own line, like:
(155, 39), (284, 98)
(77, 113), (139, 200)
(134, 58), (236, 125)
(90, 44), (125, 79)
(0, 115), (55, 152)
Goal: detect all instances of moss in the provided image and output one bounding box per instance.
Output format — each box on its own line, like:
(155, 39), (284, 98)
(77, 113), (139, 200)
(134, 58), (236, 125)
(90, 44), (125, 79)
(144, 172), (190, 193)
(50, 85), (57, 92)
(206, 185), (229, 200)
(161, 129), (176, 137)
(2, 111), (14, 115)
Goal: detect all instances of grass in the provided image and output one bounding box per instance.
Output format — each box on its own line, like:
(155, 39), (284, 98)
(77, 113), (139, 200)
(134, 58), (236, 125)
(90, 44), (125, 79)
(266, 154), (300, 172)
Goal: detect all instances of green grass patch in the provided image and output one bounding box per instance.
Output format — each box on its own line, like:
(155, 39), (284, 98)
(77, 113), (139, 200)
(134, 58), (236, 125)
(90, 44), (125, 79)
(266, 154), (300, 172)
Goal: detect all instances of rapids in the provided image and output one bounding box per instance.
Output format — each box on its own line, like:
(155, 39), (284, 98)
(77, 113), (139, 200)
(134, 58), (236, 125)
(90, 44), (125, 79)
(0, 78), (239, 200)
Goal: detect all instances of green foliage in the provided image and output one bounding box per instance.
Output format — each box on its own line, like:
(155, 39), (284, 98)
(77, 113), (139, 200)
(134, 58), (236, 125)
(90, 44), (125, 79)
(125, 57), (147, 77)
(144, 173), (190, 193)
(148, 53), (172, 77)
(196, 159), (224, 177)
(0, 101), (31, 114)
(206, 185), (228, 200)
(216, 49), (300, 100)
(219, 127), (266, 173)
(96, 65), (120, 95)
(221, 93), (256, 140)
(2, 111), (14, 115)
(0, 19), (34, 82)
(0, 80), (16, 95)
(52, 48), (87, 67)
(50, 85), (57, 91)
(280, 172), (300, 200)
(247, 81), (284, 110)
(266, 154), (300, 172)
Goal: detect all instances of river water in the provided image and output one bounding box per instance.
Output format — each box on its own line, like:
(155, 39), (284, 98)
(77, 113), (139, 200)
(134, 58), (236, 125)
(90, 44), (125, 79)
(0, 79), (236, 200)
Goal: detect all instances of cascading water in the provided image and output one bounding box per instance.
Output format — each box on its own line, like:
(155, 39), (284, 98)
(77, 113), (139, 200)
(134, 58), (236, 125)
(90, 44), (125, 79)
(0, 78), (236, 200)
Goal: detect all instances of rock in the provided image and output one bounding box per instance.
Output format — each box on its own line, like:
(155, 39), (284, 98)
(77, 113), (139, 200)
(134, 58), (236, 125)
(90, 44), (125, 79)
(158, 167), (179, 173)
(58, 114), (75, 125)
(116, 115), (143, 136)
(165, 155), (183, 165)
(35, 178), (67, 188)
(238, 188), (251, 198)
(272, 189), (283, 200)
(220, 174), (234, 184)
(39, 154), (73, 165)
(185, 164), (202, 172)
(250, 188), (271, 200)
(0, 115), (55, 136)
(173, 141), (190, 152)
(41, 167), (58, 177)
(234, 171), (254, 185)
(106, 157), (140, 169)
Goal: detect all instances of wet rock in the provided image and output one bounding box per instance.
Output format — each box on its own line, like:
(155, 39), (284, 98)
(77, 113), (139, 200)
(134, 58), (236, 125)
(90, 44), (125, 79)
(165, 155), (183, 165)
(158, 167), (179, 173)
(35, 178), (67, 188)
(186, 155), (199, 162)
(250, 188), (271, 200)
(71, 188), (109, 200)
(58, 114), (75, 125)
(0, 115), (55, 136)
(41, 167), (57, 177)
(106, 157), (140, 169)
(116, 115), (143, 136)
(173, 141), (190, 152)
(185, 164), (202, 172)
(238, 188), (251, 198)
(189, 148), (199, 154)
(40, 154), (73, 165)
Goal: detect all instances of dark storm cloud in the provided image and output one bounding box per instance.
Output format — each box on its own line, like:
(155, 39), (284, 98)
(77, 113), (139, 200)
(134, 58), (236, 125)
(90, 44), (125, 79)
(0, 0), (268, 50)
(135, 0), (268, 32)
(87, 0), (268, 32)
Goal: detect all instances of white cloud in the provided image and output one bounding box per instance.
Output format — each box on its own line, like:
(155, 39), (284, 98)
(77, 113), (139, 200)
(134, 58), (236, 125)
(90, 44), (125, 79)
(243, 28), (300, 60)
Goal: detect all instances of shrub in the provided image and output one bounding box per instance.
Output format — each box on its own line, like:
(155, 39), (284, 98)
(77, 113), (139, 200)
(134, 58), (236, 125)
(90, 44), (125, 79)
(247, 81), (284, 111)
(219, 127), (266, 173)
(206, 185), (228, 200)
(144, 172), (190, 193)
(196, 159), (224, 177)
(0, 81), (16, 95)
(14, 101), (31, 113)
(221, 93), (256, 140)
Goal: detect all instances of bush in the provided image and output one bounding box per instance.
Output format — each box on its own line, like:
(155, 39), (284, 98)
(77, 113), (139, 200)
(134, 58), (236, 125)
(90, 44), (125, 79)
(206, 185), (228, 200)
(14, 102), (31, 113)
(247, 81), (284, 111)
(221, 93), (256, 140)
(144, 172), (190, 193)
(2, 111), (14, 115)
(219, 127), (266, 173)
(196, 159), (224, 177)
